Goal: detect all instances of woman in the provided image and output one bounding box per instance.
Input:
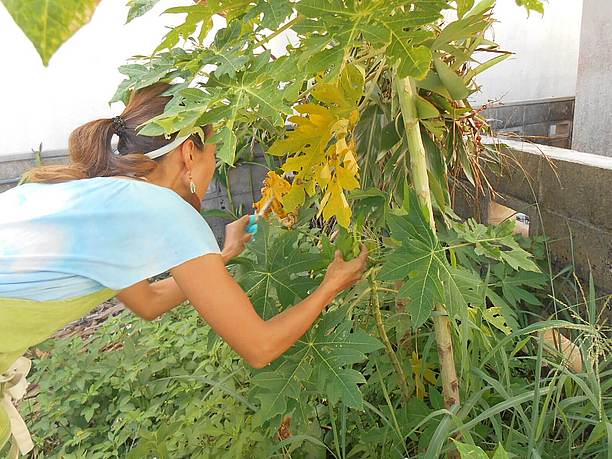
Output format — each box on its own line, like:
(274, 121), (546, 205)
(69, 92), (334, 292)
(0, 83), (367, 456)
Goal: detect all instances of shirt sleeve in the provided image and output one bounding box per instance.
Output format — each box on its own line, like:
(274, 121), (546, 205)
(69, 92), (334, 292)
(73, 181), (221, 290)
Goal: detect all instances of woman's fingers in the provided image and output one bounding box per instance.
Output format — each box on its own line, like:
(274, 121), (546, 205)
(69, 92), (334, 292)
(238, 214), (251, 228)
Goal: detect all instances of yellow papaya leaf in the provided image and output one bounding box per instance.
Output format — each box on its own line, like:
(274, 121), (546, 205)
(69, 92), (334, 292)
(254, 171), (291, 218)
(321, 182), (351, 228)
(411, 352), (437, 399)
(282, 184), (306, 212)
(268, 64), (364, 227)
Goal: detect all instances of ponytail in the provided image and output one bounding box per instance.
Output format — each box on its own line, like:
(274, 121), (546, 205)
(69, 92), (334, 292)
(22, 83), (202, 184)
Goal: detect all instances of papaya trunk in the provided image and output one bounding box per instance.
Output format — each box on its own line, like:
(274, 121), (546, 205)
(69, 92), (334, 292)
(394, 75), (460, 409)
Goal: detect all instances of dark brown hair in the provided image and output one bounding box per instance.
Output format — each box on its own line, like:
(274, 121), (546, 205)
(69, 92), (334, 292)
(24, 83), (205, 184)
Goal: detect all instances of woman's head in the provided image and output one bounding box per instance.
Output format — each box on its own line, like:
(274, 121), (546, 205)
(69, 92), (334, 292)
(24, 83), (216, 209)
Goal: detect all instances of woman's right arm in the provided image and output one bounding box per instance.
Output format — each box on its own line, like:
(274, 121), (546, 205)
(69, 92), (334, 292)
(170, 248), (367, 368)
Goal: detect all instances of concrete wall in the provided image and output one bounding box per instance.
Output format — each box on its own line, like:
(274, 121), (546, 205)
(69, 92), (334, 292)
(572, 0), (612, 157)
(483, 139), (612, 293)
(470, 1), (582, 106)
(483, 97), (575, 149)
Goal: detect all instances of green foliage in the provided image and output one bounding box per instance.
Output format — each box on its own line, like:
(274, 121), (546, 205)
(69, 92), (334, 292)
(250, 300), (383, 428)
(21, 308), (269, 458)
(1, 0), (100, 66)
(233, 220), (324, 320)
(379, 192), (540, 328)
(126, 0), (161, 23)
(453, 440), (509, 459)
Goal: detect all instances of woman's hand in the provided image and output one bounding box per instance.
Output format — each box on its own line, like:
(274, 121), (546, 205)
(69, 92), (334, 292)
(320, 245), (369, 296)
(221, 215), (253, 263)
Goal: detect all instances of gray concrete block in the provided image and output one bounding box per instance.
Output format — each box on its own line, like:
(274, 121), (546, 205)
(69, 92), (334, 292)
(546, 137), (571, 149)
(481, 138), (612, 292)
(539, 212), (612, 292)
(495, 105), (525, 128)
(539, 157), (612, 230)
(490, 147), (542, 204)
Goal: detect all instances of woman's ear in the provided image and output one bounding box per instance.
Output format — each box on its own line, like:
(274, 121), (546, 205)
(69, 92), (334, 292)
(180, 139), (197, 170)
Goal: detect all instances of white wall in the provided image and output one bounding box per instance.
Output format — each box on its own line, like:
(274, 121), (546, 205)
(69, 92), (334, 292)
(471, 0), (583, 106)
(0, 0), (194, 156)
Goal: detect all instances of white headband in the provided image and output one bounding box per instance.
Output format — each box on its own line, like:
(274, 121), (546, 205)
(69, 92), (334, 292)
(145, 134), (190, 160)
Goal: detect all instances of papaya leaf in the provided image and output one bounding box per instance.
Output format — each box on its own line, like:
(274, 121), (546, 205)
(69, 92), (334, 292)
(2, 0), (101, 66)
(126, 0), (161, 23)
(251, 303), (382, 427)
(234, 220), (323, 320)
(246, 0), (295, 31)
(380, 205), (444, 327)
(433, 57), (470, 100)
(271, 65), (364, 227)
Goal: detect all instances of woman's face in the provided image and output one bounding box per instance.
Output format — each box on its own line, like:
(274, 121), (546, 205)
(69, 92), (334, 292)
(183, 125), (217, 201)
(190, 137), (216, 201)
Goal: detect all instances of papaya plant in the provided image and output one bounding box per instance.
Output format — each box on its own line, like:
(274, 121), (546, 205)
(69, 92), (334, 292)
(108, 0), (544, 421)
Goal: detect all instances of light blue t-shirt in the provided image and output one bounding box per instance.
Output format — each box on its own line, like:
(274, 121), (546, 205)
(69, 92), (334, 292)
(0, 177), (220, 301)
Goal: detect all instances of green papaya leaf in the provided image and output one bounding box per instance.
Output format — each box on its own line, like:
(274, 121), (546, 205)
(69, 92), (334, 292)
(126, 0), (161, 23)
(416, 95), (440, 120)
(466, 54), (511, 82)
(2, 0), (101, 66)
(434, 57), (470, 100)
(456, 0), (475, 18)
(251, 303), (382, 427)
(235, 219), (324, 320)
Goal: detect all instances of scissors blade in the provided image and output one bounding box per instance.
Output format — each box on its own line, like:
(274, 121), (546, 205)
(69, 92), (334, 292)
(256, 196), (275, 217)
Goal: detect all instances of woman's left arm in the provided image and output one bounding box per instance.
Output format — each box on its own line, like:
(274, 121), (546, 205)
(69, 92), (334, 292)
(117, 277), (186, 320)
(118, 215), (253, 320)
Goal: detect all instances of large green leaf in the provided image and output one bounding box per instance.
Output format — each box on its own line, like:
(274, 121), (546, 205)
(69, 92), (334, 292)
(380, 191), (538, 327)
(433, 57), (470, 100)
(450, 219), (540, 272)
(235, 220), (323, 320)
(294, 0), (444, 80)
(251, 303), (382, 427)
(245, 0), (294, 30)
(2, 0), (101, 66)
(123, 50), (292, 164)
(379, 194), (445, 328)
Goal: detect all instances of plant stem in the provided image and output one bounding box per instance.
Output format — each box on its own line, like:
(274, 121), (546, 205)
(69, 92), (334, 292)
(253, 15), (303, 50)
(394, 74), (461, 409)
(371, 282), (412, 403)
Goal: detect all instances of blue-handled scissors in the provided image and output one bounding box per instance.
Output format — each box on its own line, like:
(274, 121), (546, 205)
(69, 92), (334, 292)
(246, 197), (274, 236)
